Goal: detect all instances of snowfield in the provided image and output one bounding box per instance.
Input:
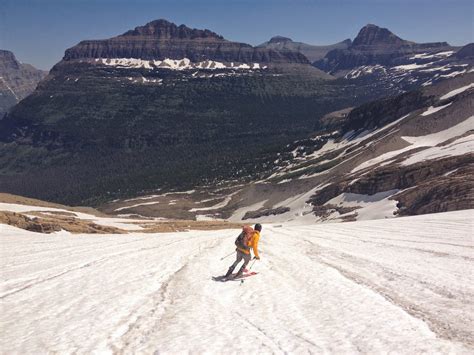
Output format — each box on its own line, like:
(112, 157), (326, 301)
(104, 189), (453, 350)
(1, 210), (473, 354)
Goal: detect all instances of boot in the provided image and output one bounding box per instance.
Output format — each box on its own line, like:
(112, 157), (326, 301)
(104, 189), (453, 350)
(224, 266), (234, 278)
(234, 265), (245, 279)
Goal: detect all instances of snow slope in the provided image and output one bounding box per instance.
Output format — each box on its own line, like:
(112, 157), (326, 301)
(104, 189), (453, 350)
(1, 210), (473, 354)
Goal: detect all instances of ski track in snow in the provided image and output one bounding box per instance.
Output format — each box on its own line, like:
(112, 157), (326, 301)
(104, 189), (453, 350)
(1, 210), (473, 354)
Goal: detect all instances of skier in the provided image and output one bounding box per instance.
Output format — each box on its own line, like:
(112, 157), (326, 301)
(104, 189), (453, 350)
(224, 223), (262, 279)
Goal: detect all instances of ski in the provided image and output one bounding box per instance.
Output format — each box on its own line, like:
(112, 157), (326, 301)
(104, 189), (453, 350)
(212, 271), (258, 282)
(229, 271), (258, 281)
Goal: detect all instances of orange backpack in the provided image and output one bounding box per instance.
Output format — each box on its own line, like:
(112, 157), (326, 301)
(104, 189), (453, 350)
(235, 226), (253, 250)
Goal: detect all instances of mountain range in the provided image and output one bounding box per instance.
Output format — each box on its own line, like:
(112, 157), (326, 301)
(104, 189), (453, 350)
(0, 19), (472, 222)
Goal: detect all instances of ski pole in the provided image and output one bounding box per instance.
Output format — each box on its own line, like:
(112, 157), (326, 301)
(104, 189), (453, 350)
(248, 259), (257, 270)
(220, 251), (234, 261)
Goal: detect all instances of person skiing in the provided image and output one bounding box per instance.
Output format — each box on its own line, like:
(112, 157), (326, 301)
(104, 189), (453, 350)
(224, 223), (262, 279)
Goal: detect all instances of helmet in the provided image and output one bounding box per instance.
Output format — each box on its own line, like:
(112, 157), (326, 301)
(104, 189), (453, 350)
(254, 223), (262, 232)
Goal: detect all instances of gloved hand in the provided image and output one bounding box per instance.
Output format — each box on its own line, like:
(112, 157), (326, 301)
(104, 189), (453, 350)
(254, 256), (260, 260)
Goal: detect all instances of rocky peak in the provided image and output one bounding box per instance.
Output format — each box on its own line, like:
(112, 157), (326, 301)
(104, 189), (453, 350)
(121, 19), (224, 41)
(268, 36), (293, 44)
(0, 50), (21, 71)
(0, 49), (47, 116)
(352, 24), (406, 47)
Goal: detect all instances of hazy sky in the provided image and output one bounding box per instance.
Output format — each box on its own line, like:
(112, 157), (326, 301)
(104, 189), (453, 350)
(1, 0), (472, 70)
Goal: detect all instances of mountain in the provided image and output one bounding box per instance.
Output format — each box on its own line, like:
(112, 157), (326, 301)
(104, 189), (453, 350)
(64, 19), (309, 64)
(0, 50), (47, 116)
(102, 73), (473, 221)
(314, 24), (456, 72)
(0, 20), (471, 211)
(0, 19), (415, 205)
(313, 24), (472, 92)
(258, 36), (351, 62)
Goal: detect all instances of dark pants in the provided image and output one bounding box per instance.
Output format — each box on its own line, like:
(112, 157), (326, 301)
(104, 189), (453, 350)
(226, 250), (251, 276)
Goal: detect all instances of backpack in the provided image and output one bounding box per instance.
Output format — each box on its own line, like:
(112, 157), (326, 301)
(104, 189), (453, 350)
(235, 226), (253, 250)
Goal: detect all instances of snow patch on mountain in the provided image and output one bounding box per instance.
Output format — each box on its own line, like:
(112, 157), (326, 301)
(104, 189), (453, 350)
(440, 83), (474, 100)
(189, 191), (239, 212)
(323, 189), (399, 221)
(409, 51), (454, 60)
(0, 202), (146, 230)
(421, 102), (452, 116)
(402, 133), (473, 166)
(351, 116), (473, 172)
(394, 62), (434, 71)
(115, 200), (160, 212)
(229, 200), (268, 222)
(95, 58), (268, 71)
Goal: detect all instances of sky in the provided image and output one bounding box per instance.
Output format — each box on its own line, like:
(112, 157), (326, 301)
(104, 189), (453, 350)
(1, 0), (472, 70)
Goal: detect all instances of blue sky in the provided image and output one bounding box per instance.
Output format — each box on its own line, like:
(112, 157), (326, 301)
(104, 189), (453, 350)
(1, 0), (472, 70)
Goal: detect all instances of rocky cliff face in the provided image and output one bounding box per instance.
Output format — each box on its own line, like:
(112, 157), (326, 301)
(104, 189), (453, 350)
(63, 19), (309, 64)
(0, 50), (47, 116)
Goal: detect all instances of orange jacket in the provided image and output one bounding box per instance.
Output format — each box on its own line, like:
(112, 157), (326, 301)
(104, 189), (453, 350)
(238, 230), (260, 258)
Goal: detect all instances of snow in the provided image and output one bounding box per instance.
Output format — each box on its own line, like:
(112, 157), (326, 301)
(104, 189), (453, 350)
(1, 210), (473, 353)
(402, 115), (473, 146)
(409, 52), (429, 59)
(195, 214), (218, 221)
(420, 102), (452, 116)
(96, 57), (267, 71)
(274, 187), (327, 223)
(440, 83), (474, 100)
(443, 168), (459, 176)
(401, 134), (474, 166)
(352, 116), (473, 171)
(277, 113), (411, 179)
(228, 200), (268, 222)
(123, 194), (162, 202)
(189, 193), (237, 212)
(345, 65), (385, 79)
(0, 77), (19, 101)
(347, 114), (410, 143)
(420, 64), (457, 73)
(409, 51), (454, 60)
(114, 200), (159, 212)
(393, 62), (433, 71)
(0, 203), (144, 231)
(439, 70), (467, 78)
(324, 190), (399, 221)
(353, 147), (409, 172)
